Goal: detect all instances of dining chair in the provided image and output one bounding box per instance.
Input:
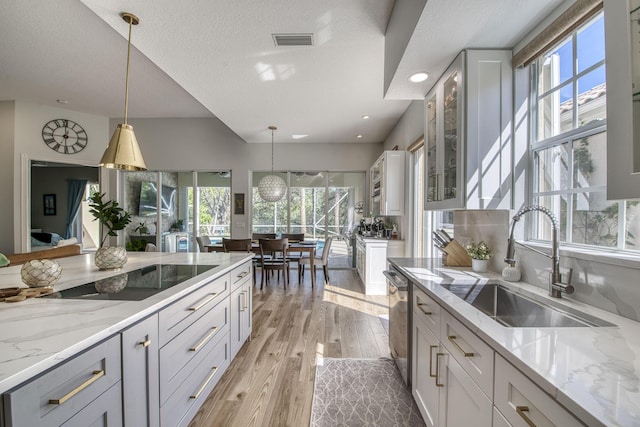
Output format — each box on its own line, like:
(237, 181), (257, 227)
(281, 233), (305, 277)
(196, 235), (211, 252)
(223, 238), (256, 285)
(300, 237), (333, 285)
(258, 238), (289, 289)
(252, 233), (276, 241)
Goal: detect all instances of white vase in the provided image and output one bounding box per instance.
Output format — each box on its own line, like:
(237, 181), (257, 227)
(20, 259), (62, 287)
(471, 259), (488, 273)
(95, 246), (128, 270)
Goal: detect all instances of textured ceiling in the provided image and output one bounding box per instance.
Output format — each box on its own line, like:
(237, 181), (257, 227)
(0, 0), (565, 144)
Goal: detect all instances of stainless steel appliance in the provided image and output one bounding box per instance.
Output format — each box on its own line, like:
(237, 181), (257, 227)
(384, 266), (411, 387)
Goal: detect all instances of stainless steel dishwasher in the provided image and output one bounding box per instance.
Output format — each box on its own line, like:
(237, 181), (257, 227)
(384, 266), (411, 387)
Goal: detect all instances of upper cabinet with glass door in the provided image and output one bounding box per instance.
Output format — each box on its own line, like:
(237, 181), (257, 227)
(425, 50), (513, 210)
(371, 151), (406, 216)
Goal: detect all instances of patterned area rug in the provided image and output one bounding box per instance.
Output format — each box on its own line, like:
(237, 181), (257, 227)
(311, 358), (425, 427)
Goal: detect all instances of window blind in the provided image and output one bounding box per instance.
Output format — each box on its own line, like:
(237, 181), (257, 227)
(512, 0), (603, 68)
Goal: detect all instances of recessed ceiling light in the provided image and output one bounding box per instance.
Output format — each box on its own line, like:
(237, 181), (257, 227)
(56, 99), (68, 104)
(356, 134), (363, 138)
(292, 134), (308, 140)
(362, 115), (370, 120)
(408, 72), (429, 83)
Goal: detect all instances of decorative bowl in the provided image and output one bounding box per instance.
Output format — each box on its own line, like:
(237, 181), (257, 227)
(20, 259), (62, 288)
(95, 246), (128, 270)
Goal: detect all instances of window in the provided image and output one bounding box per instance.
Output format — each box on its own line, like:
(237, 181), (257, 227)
(531, 12), (639, 250)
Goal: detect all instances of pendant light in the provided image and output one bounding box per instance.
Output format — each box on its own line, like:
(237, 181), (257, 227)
(99, 12), (147, 171)
(257, 126), (287, 202)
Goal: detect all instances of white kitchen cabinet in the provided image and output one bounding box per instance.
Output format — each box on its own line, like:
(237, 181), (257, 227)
(122, 313), (159, 427)
(439, 350), (493, 427)
(425, 49), (512, 210)
(371, 150), (406, 216)
(412, 286), (492, 427)
(412, 313), (441, 427)
(494, 354), (583, 427)
(355, 235), (404, 295)
(230, 261), (253, 359)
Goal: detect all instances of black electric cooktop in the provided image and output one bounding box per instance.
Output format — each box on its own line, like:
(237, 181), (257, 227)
(42, 264), (217, 301)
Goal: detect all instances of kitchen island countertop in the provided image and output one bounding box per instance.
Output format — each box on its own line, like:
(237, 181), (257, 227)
(388, 257), (640, 427)
(0, 252), (252, 393)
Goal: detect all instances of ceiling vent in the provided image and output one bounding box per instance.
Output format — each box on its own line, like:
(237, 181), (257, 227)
(272, 33), (314, 47)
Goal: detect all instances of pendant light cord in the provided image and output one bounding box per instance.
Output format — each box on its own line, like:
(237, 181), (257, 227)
(271, 127), (275, 175)
(123, 17), (133, 125)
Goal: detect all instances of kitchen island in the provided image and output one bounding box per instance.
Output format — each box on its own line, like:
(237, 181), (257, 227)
(0, 251), (253, 426)
(389, 257), (640, 427)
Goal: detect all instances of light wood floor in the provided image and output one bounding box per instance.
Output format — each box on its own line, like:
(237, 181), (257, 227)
(189, 268), (390, 427)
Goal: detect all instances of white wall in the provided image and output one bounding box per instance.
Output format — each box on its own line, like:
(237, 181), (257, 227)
(7, 101), (110, 252)
(0, 102), (16, 254)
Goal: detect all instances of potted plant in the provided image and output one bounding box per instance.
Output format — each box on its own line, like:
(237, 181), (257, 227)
(465, 240), (492, 273)
(89, 192), (132, 270)
(171, 219), (185, 232)
(134, 222), (149, 235)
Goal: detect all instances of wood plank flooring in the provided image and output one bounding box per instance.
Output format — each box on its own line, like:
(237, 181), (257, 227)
(189, 269), (390, 427)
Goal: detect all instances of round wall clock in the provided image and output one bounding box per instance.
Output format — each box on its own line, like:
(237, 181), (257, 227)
(41, 119), (88, 154)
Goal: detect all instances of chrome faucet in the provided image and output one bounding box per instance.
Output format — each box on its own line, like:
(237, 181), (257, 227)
(505, 205), (574, 298)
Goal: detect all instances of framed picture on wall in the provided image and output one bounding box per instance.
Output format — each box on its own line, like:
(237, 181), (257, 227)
(234, 193), (245, 215)
(43, 194), (56, 216)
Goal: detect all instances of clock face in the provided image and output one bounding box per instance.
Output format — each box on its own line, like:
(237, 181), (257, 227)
(42, 119), (88, 154)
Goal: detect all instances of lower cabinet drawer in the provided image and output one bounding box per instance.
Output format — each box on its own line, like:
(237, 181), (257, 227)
(159, 274), (229, 347)
(230, 261), (252, 291)
(60, 383), (123, 427)
(441, 310), (494, 399)
(494, 354), (584, 427)
(160, 300), (229, 405)
(414, 287), (441, 337)
(3, 335), (121, 427)
(160, 333), (230, 427)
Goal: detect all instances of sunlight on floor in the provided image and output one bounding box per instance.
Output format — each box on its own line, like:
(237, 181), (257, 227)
(322, 284), (388, 317)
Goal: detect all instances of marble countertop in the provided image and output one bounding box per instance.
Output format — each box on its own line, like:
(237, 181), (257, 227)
(0, 252), (253, 393)
(388, 257), (640, 427)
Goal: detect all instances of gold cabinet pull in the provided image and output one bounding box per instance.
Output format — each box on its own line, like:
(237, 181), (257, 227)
(188, 293), (217, 312)
(417, 302), (432, 316)
(448, 335), (474, 357)
(242, 290), (249, 311)
(49, 370), (104, 405)
(237, 271), (249, 279)
(138, 339), (151, 348)
(429, 345), (438, 378)
(516, 406), (536, 427)
(189, 366), (218, 399)
(189, 327), (218, 352)
(435, 353), (445, 387)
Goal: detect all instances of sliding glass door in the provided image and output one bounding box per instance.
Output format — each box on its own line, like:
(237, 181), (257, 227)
(251, 170), (365, 268)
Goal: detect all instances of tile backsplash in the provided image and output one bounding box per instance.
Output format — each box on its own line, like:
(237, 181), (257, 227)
(453, 209), (640, 322)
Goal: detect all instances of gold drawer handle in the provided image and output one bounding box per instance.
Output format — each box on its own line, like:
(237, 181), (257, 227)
(190, 366), (218, 399)
(49, 370), (104, 405)
(242, 290), (249, 311)
(417, 302), (432, 315)
(448, 335), (474, 357)
(138, 339), (151, 348)
(188, 293), (217, 312)
(516, 406), (536, 427)
(429, 345), (438, 378)
(435, 353), (445, 387)
(189, 327), (218, 352)
(237, 271), (249, 279)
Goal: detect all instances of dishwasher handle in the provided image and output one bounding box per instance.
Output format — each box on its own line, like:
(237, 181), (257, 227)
(383, 270), (408, 291)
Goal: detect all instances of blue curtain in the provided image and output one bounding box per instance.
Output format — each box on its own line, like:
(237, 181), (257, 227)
(65, 179), (88, 239)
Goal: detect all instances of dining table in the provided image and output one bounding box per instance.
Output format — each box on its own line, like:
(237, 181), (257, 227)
(206, 241), (318, 287)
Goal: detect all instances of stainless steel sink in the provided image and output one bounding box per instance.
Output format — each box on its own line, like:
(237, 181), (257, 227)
(439, 283), (615, 327)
